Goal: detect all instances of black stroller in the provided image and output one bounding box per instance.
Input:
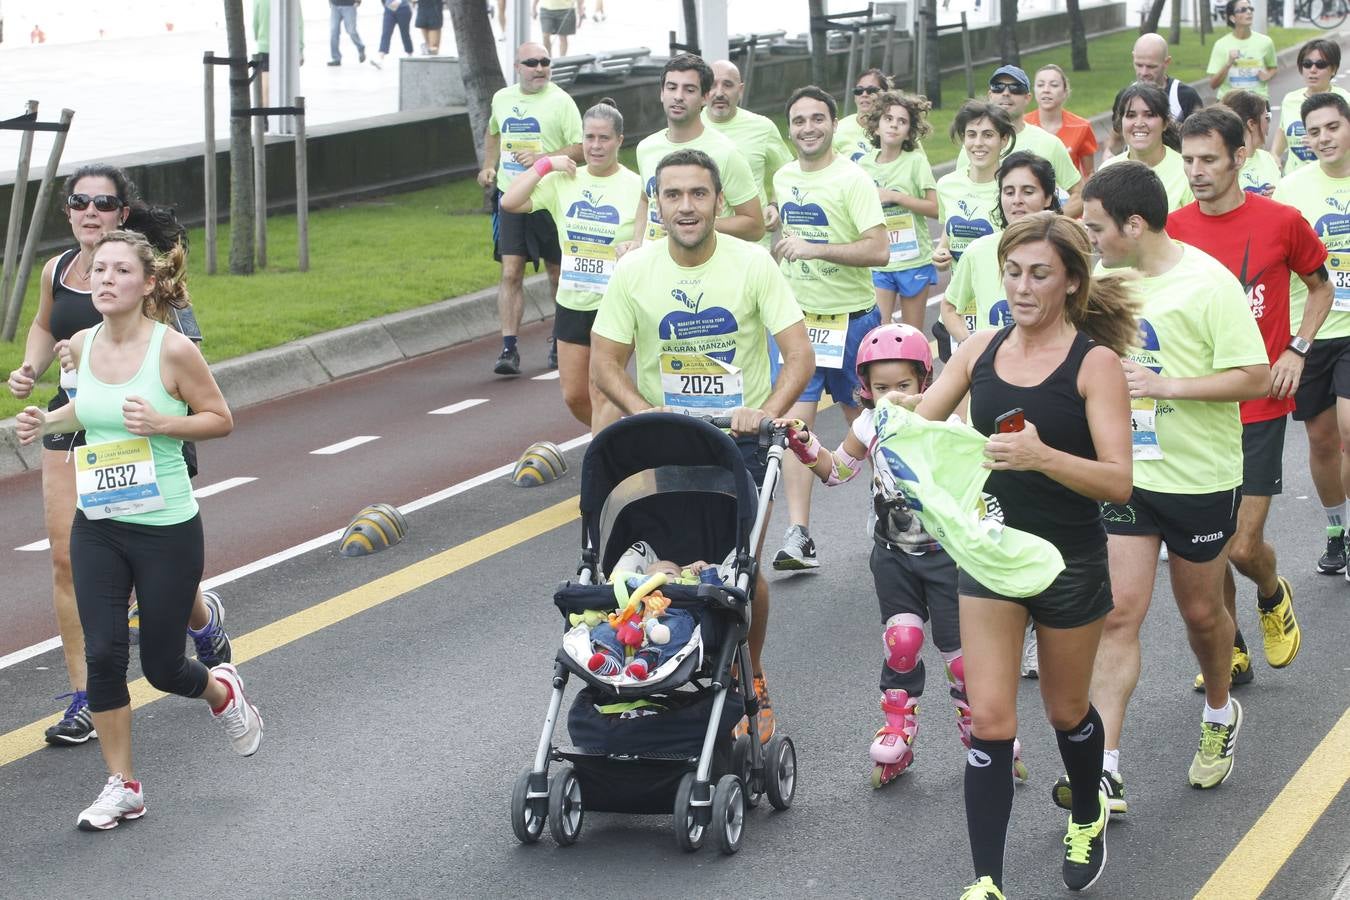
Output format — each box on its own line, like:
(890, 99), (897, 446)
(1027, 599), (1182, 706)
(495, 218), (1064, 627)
(510, 413), (798, 854)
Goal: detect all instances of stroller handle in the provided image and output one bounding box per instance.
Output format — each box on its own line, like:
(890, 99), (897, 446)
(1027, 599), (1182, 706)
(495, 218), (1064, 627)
(702, 415), (788, 451)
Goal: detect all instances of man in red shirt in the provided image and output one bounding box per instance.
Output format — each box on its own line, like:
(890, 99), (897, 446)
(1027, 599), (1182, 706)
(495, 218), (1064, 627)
(1169, 106), (1333, 689)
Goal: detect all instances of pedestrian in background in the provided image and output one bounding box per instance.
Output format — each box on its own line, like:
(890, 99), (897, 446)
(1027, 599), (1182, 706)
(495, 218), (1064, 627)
(373, 0), (414, 68)
(1208, 0), (1277, 99)
(415, 0), (443, 55)
(535, 0), (582, 57)
(328, 0), (367, 66)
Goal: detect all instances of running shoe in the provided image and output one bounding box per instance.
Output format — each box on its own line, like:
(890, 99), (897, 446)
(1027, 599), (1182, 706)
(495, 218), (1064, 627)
(77, 774), (145, 831)
(732, 673), (776, 744)
(1192, 646), (1254, 692)
(959, 877), (1006, 900)
(210, 663), (264, 757)
(1189, 698), (1243, 789)
(1062, 790), (1109, 892)
(127, 599), (140, 645)
(493, 346), (521, 376)
(1258, 577), (1300, 668)
(1052, 769), (1127, 816)
(1318, 528), (1346, 574)
(44, 691), (96, 746)
(190, 590), (233, 668)
(772, 524), (818, 571)
(1020, 625), (1038, 679)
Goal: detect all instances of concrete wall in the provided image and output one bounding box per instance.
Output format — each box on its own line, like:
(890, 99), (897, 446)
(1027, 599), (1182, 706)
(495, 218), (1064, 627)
(0, 3), (1126, 256)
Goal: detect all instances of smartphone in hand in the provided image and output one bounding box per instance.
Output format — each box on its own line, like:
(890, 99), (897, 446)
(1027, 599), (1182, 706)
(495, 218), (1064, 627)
(994, 408), (1025, 434)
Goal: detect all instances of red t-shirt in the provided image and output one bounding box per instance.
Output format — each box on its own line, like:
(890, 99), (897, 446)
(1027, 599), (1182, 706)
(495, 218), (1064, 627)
(1168, 193), (1328, 423)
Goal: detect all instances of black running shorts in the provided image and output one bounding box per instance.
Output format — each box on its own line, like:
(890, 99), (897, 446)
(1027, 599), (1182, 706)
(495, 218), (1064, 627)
(1241, 416), (1286, 497)
(958, 546), (1113, 630)
(1101, 486), (1241, 563)
(493, 193), (561, 266)
(1293, 335), (1350, 421)
(553, 304), (597, 346)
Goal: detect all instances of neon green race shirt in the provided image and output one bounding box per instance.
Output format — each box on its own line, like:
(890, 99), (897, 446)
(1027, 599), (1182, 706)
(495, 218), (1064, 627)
(1207, 32), (1277, 98)
(701, 108), (795, 201)
(772, 154), (887, 314)
(592, 235), (804, 414)
(833, 113), (873, 163)
(1273, 162), (1350, 339)
(1240, 148), (1281, 197)
(946, 232), (1009, 333)
(1100, 147), (1194, 211)
(635, 126), (759, 243)
(856, 148), (938, 273)
(488, 83), (583, 192)
(955, 123), (1082, 194)
(1113, 244), (1268, 494)
(937, 168), (1000, 260)
(529, 165), (644, 312)
(1280, 85), (1350, 173)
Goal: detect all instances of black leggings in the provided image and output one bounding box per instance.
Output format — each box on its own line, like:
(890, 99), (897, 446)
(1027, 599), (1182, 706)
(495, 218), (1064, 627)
(71, 511), (210, 713)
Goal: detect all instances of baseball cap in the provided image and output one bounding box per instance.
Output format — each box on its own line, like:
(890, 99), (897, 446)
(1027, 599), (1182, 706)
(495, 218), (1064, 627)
(989, 65), (1030, 90)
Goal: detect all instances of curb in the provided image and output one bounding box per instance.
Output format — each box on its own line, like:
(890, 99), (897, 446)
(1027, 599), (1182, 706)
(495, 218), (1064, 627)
(0, 273), (554, 478)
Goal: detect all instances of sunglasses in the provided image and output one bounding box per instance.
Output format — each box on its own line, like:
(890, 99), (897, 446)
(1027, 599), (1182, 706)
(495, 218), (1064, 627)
(852, 85), (882, 96)
(67, 193), (123, 212)
(1232, 5), (1254, 12)
(989, 82), (1029, 95)
(519, 57), (551, 68)
(1301, 58), (1332, 70)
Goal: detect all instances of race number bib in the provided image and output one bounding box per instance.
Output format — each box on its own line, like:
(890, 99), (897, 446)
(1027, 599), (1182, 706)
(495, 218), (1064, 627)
(1229, 58), (1261, 89)
(1328, 252), (1350, 312)
(502, 134), (543, 174)
(1130, 398), (1163, 461)
(660, 353), (744, 414)
(560, 240), (617, 291)
(784, 312), (848, 369)
(75, 437), (166, 519)
(885, 212), (920, 265)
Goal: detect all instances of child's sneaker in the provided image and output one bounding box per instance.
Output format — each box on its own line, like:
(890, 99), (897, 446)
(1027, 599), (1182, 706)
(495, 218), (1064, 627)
(77, 774), (145, 831)
(732, 673), (776, 744)
(44, 691), (96, 746)
(210, 663), (263, 757)
(870, 689), (918, 788)
(189, 590), (232, 667)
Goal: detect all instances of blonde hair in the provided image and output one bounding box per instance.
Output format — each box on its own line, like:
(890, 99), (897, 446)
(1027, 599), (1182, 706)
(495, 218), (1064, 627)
(997, 212), (1140, 356)
(94, 229), (190, 323)
(1035, 63), (1070, 93)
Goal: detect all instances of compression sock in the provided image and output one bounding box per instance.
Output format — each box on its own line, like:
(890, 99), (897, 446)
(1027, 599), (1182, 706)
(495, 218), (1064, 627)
(1056, 706), (1106, 826)
(964, 735), (1015, 890)
(503, 335), (518, 352)
(1233, 628), (1249, 653)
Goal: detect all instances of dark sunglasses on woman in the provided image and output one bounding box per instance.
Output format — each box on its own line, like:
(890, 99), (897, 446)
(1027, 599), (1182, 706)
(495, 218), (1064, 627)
(1301, 59), (1332, 70)
(853, 85), (882, 96)
(67, 193), (124, 212)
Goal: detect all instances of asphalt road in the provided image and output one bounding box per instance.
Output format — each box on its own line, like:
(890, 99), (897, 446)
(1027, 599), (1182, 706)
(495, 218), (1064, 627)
(1, 307), (1348, 899)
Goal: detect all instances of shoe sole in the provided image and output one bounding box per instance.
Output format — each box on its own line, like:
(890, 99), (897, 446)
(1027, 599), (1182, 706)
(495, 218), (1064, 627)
(1316, 559), (1346, 574)
(45, 729), (98, 746)
(493, 364), (521, 376)
(77, 806), (145, 831)
(1053, 782), (1127, 816)
(771, 555), (819, 571)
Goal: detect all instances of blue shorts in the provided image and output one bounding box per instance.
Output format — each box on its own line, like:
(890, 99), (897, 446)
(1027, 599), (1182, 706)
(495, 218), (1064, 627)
(768, 305), (881, 407)
(872, 264), (938, 297)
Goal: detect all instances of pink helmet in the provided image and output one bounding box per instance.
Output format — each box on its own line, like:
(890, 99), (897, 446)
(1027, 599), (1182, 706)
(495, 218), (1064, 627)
(855, 323), (933, 400)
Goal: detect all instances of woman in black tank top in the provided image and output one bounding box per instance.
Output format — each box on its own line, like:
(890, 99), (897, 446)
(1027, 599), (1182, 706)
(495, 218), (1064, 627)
(913, 213), (1137, 898)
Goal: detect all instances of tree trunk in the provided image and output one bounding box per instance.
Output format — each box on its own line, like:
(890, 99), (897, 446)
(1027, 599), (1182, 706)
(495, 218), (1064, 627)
(222, 0), (254, 274)
(998, 0), (1020, 67)
(1142, 0), (1167, 33)
(922, 0), (940, 107)
(1170, 0), (1183, 44)
(1066, 0), (1090, 71)
(447, 0), (507, 212)
(682, 0), (699, 51)
(808, 0), (828, 88)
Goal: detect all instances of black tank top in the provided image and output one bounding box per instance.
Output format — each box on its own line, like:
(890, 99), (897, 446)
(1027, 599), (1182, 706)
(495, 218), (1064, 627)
(970, 326), (1105, 556)
(42, 249), (101, 449)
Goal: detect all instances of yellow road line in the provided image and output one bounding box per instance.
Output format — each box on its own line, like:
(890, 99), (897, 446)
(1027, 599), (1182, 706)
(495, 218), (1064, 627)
(0, 497), (581, 770)
(1194, 706), (1350, 899)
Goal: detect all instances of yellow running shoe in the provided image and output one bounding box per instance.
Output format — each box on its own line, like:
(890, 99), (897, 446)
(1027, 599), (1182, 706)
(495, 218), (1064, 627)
(1192, 646), (1253, 692)
(1258, 577), (1301, 668)
(732, 673), (776, 744)
(959, 876), (1006, 900)
(1189, 698), (1243, 789)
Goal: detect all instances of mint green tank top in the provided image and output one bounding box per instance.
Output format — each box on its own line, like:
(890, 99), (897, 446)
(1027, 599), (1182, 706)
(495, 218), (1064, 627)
(75, 322), (197, 525)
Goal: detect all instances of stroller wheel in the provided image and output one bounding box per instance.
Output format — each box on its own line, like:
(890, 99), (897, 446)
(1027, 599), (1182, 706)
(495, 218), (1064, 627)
(547, 763), (584, 846)
(712, 774), (746, 855)
(510, 769), (547, 843)
(765, 734), (798, 811)
(730, 733), (760, 808)
(672, 772), (707, 852)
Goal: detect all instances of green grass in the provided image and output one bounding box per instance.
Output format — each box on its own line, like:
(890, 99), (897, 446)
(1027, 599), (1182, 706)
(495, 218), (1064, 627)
(0, 24), (1320, 421)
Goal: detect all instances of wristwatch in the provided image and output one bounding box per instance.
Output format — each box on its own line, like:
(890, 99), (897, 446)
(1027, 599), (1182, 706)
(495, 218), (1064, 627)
(1288, 336), (1312, 357)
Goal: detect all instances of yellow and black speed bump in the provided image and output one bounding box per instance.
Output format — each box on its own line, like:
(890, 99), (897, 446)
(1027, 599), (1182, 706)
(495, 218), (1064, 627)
(339, 502), (410, 557)
(512, 440), (568, 487)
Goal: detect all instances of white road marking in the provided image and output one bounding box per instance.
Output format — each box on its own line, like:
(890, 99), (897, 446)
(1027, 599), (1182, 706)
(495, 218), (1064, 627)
(311, 435), (381, 455)
(0, 433), (594, 671)
(193, 476), (258, 499)
(428, 398), (489, 415)
(15, 539), (50, 552)
(532, 370), (561, 381)
(927, 291), (946, 307)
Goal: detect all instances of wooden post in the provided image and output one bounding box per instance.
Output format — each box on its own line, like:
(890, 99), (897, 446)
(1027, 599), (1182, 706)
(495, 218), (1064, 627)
(251, 54), (268, 268)
(294, 97), (309, 272)
(961, 13), (974, 100)
(203, 54), (218, 275)
(1, 99), (38, 322)
(3, 110), (73, 342)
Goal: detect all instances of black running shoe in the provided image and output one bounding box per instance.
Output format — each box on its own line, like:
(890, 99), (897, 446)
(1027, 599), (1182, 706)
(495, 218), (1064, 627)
(1318, 528), (1346, 574)
(1053, 769), (1127, 816)
(547, 338), (558, 370)
(493, 346), (521, 376)
(45, 692), (97, 746)
(1062, 790), (1108, 891)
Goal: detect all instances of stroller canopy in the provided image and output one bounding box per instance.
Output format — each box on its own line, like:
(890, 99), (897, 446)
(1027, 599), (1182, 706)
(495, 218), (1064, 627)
(579, 414), (759, 576)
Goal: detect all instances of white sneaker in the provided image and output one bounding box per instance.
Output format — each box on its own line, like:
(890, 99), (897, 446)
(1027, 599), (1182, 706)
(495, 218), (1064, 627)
(211, 663), (263, 757)
(77, 774), (146, 831)
(1020, 624), (1038, 679)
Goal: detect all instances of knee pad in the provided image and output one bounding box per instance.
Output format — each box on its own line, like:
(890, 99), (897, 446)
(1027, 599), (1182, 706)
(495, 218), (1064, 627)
(942, 649), (965, 694)
(884, 613), (925, 674)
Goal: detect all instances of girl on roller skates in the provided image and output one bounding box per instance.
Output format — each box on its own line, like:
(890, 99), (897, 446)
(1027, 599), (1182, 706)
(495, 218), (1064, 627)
(782, 323), (1027, 788)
